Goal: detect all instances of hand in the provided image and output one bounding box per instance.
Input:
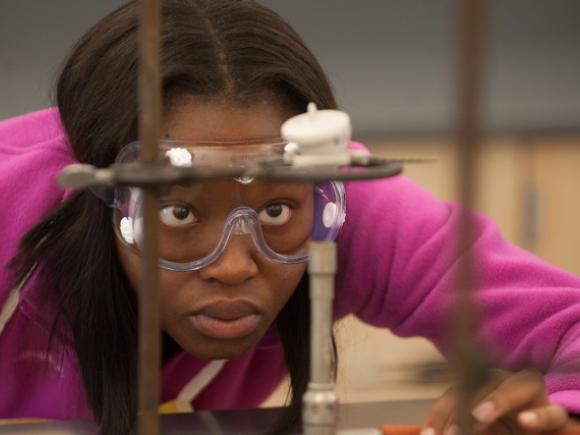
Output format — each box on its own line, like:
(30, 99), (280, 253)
(421, 369), (571, 434)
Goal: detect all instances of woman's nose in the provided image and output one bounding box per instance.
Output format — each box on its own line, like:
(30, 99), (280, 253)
(198, 235), (259, 285)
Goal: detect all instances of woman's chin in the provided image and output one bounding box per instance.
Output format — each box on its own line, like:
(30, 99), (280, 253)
(177, 329), (265, 360)
(184, 341), (254, 360)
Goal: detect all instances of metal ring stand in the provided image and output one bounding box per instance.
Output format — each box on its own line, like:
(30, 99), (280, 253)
(59, 156), (403, 435)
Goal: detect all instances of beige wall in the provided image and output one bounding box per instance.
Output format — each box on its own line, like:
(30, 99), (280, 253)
(529, 139), (580, 275)
(262, 137), (580, 407)
(370, 136), (580, 275)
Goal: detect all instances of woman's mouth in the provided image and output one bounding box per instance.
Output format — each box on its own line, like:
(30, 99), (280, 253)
(188, 300), (263, 339)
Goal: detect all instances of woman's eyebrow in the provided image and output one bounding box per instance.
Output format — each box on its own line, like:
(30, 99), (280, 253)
(161, 183), (205, 200)
(162, 180), (311, 201)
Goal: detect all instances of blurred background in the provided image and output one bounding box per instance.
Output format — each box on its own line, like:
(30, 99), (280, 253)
(2, 0), (579, 408)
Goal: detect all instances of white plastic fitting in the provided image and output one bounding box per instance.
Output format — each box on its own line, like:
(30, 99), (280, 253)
(281, 103), (352, 168)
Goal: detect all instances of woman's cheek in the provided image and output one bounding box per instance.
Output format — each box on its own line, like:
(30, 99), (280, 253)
(268, 263), (307, 311)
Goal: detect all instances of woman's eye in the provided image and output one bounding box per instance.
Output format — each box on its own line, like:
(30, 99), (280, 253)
(258, 203), (292, 226)
(160, 204), (196, 226)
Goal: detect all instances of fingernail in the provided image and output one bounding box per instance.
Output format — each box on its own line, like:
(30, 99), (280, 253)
(472, 401), (496, 423)
(445, 424), (461, 435)
(420, 427), (435, 435)
(519, 411), (539, 426)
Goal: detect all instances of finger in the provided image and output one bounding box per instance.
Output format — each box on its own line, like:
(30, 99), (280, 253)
(423, 372), (508, 435)
(447, 371), (508, 432)
(422, 386), (458, 434)
(472, 369), (546, 424)
(518, 404), (569, 431)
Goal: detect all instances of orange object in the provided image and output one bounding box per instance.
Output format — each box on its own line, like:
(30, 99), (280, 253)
(381, 426), (420, 435)
(380, 426), (580, 435)
(549, 430), (580, 435)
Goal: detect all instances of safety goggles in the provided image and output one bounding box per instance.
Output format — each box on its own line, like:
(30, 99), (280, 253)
(104, 140), (346, 272)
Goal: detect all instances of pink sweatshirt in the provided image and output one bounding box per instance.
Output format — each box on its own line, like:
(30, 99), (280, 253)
(1, 108), (579, 420)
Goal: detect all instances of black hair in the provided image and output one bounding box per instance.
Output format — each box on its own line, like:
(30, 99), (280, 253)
(10, 1), (338, 433)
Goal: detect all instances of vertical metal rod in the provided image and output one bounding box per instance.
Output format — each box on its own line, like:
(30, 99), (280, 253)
(454, 0), (489, 433)
(303, 241), (338, 435)
(137, 0), (162, 434)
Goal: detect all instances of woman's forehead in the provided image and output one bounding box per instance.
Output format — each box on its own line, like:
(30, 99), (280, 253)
(165, 97), (293, 142)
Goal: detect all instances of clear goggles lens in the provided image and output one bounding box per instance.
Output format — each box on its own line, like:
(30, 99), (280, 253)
(110, 141), (346, 271)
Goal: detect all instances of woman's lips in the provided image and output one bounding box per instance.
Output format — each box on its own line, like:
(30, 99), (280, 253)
(189, 313), (261, 339)
(188, 300), (263, 339)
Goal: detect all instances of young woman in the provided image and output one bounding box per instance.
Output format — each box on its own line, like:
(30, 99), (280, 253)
(0, 1), (579, 434)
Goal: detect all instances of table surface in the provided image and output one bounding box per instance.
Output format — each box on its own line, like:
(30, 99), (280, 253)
(0, 399), (434, 434)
